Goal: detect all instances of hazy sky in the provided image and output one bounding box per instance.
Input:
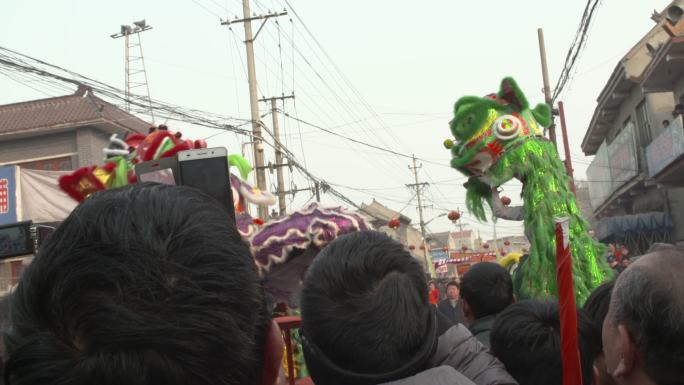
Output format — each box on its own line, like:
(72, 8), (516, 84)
(0, 0), (669, 240)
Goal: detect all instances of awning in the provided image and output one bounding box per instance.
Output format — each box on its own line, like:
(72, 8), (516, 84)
(595, 212), (673, 241)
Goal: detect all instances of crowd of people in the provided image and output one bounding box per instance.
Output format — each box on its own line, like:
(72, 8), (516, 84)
(1, 183), (683, 385)
(605, 244), (632, 274)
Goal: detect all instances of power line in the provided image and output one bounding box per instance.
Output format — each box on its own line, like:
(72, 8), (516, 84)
(552, 0), (602, 102)
(282, 112), (453, 168)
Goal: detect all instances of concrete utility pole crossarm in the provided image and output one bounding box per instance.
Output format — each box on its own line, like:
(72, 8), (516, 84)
(221, 0), (287, 220)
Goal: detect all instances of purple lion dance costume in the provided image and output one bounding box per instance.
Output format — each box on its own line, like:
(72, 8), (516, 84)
(248, 203), (370, 306)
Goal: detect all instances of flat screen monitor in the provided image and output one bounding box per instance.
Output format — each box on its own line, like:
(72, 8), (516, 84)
(0, 221), (33, 259)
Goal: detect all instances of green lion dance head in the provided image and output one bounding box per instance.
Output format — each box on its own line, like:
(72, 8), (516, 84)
(446, 77), (612, 304)
(445, 77), (552, 221)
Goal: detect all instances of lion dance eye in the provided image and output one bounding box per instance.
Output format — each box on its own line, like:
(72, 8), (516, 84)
(494, 114), (522, 140)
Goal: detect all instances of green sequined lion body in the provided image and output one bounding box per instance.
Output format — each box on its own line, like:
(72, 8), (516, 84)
(446, 77), (611, 304)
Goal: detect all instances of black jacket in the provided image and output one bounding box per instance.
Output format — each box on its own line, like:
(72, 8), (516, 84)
(468, 315), (497, 349)
(438, 299), (467, 326)
(385, 322), (517, 385)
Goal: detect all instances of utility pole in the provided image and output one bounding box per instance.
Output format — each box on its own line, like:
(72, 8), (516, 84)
(407, 154), (431, 276)
(558, 101), (577, 193)
(222, 4), (287, 220)
(537, 28), (557, 150)
(458, 209), (464, 250)
(493, 220), (498, 255)
(259, 94), (295, 216)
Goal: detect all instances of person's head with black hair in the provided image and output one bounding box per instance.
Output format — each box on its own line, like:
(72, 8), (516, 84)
(583, 281), (615, 342)
(460, 262), (514, 323)
(602, 246), (684, 385)
(490, 300), (601, 385)
(301, 231), (436, 385)
(583, 281), (617, 385)
(445, 281), (460, 301)
(675, 103), (684, 115)
(662, 119), (670, 128)
(3, 183), (282, 385)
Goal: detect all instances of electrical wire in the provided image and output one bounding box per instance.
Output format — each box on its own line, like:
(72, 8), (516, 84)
(551, 0), (602, 103)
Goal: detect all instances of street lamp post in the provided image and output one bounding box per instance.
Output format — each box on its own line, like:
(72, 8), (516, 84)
(422, 212), (447, 276)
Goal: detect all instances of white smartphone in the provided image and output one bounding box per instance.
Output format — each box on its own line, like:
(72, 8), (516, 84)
(177, 147), (236, 221)
(135, 156), (180, 186)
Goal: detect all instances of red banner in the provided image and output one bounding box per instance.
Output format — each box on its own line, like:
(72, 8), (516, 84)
(555, 218), (583, 385)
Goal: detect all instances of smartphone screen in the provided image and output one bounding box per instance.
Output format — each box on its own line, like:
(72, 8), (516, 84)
(138, 168), (176, 185)
(178, 152), (236, 221)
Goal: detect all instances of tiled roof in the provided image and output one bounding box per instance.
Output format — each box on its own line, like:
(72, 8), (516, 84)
(0, 87), (149, 136)
(360, 199), (412, 223)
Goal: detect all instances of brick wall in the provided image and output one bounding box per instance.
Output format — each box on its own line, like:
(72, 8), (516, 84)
(0, 131), (76, 166)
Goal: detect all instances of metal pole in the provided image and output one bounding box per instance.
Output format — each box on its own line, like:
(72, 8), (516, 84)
(558, 101), (576, 193)
(459, 216), (464, 250)
(493, 220), (498, 255)
(315, 182), (321, 202)
(411, 154), (431, 274)
(124, 33), (130, 112)
(538, 28), (557, 150)
(270, 98), (287, 215)
(242, 0), (268, 220)
(136, 33), (155, 123)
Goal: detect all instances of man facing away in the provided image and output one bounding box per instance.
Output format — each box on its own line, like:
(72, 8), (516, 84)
(602, 244), (684, 385)
(460, 262), (515, 348)
(3, 184), (284, 385)
(300, 231), (516, 385)
(490, 300), (601, 385)
(438, 281), (467, 326)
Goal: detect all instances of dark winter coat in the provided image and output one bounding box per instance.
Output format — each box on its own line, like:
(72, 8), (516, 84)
(438, 299), (467, 326)
(384, 319), (517, 385)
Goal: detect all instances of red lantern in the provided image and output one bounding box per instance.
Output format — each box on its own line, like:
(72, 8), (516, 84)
(500, 251), (506, 256)
(419, 245), (425, 250)
(408, 245), (416, 251)
(504, 240), (510, 246)
(442, 246), (448, 252)
(500, 196), (511, 206)
(483, 244), (490, 249)
(447, 210), (461, 222)
(461, 245), (468, 251)
(388, 218), (401, 229)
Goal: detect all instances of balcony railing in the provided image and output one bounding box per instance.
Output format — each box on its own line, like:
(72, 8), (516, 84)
(646, 116), (684, 178)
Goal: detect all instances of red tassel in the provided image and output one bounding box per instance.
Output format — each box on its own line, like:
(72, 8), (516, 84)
(141, 131), (174, 161)
(160, 142), (191, 159)
(59, 166), (106, 202)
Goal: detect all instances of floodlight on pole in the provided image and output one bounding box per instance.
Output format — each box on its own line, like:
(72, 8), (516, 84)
(110, 20), (154, 121)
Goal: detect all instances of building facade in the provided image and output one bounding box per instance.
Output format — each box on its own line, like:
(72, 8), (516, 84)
(0, 86), (149, 171)
(359, 199), (427, 265)
(0, 87), (149, 295)
(583, 1), (684, 253)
